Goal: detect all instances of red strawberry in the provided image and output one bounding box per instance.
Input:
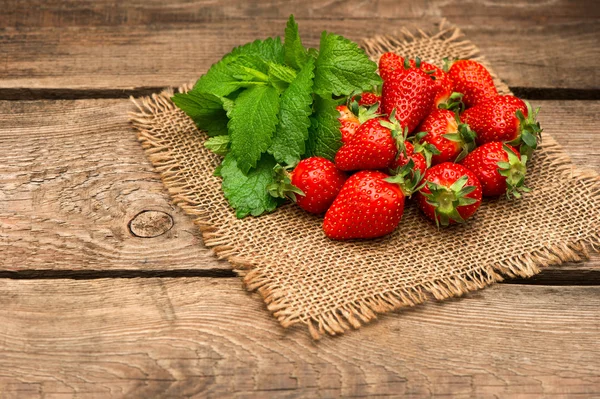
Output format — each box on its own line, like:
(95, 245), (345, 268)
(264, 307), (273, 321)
(419, 60), (456, 110)
(460, 142), (530, 198)
(416, 109), (477, 165)
(357, 92), (381, 107)
(381, 62), (437, 133)
(269, 157), (346, 214)
(417, 162), (482, 226)
(378, 52), (404, 81)
(379, 53), (457, 112)
(447, 59), (498, 108)
(336, 105), (360, 143)
(337, 96), (381, 143)
(323, 170), (406, 240)
(461, 95), (542, 156)
(335, 112), (403, 171)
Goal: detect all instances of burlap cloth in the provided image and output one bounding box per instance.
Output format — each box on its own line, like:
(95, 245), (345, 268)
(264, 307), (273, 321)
(130, 21), (600, 339)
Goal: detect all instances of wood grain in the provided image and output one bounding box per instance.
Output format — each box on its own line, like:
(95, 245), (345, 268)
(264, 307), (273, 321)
(0, 99), (229, 272)
(0, 14), (597, 94)
(0, 278), (598, 397)
(0, 99), (598, 277)
(3, 0), (598, 28)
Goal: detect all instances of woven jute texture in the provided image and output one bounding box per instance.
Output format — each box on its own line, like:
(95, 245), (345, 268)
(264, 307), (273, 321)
(130, 21), (600, 339)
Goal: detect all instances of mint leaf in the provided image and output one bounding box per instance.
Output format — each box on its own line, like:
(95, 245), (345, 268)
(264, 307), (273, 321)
(306, 95), (343, 161)
(268, 62), (298, 92)
(229, 85), (280, 174)
(194, 37), (285, 97)
(205, 135), (230, 156)
(268, 58), (315, 166)
(220, 153), (279, 218)
(284, 15), (309, 70)
(230, 37), (285, 67)
(313, 32), (381, 98)
(171, 91), (229, 137)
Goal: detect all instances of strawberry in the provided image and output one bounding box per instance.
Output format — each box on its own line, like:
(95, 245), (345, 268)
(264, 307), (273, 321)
(420, 60), (456, 111)
(335, 111), (403, 171)
(380, 58), (437, 133)
(416, 109), (477, 165)
(337, 97), (381, 143)
(269, 157), (346, 214)
(447, 59), (498, 108)
(336, 105), (360, 143)
(417, 162), (482, 226)
(461, 95), (542, 157)
(378, 52), (404, 81)
(323, 170), (406, 240)
(357, 92), (381, 107)
(379, 53), (457, 112)
(460, 142), (530, 198)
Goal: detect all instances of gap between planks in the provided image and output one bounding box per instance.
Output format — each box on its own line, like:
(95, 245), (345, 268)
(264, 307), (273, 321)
(1, 87), (599, 101)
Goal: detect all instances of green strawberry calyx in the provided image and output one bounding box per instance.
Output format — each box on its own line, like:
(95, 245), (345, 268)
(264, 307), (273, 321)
(411, 131), (441, 168)
(509, 101), (543, 158)
(267, 164), (305, 202)
(437, 92), (465, 113)
(385, 159), (425, 198)
(379, 109), (407, 154)
(347, 93), (381, 124)
(498, 144), (531, 199)
(442, 114), (477, 162)
(422, 175), (478, 227)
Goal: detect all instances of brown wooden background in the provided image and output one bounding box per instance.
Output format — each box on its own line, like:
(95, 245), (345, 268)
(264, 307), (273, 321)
(1, 1), (599, 397)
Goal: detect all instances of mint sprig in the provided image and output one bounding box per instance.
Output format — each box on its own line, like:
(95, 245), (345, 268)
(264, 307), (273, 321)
(172, 15), (380, 218)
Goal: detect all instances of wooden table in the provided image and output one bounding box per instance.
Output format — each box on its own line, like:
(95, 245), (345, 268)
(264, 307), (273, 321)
(1, 1), (599, 397)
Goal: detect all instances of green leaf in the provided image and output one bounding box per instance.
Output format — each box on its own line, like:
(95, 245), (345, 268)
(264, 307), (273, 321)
(193, 37), (285, 97)
(171, 91), (229, 137)
(268, 58), (315, 166)
(220, 153), (279, 218)
(204, 135), (231, 156)
(284, 15), (309, 70)
(306, 95), (343, 161)
(313, 31), (382, 98)
(228, 84), (281, 174)
(268, 62), (298, 92)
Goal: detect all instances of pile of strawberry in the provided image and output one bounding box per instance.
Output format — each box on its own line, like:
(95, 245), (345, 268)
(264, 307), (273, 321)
(286, 53), (542, 240)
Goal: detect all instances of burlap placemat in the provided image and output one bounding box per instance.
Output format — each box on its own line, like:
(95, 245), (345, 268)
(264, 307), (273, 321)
(130, 21), (599, 339)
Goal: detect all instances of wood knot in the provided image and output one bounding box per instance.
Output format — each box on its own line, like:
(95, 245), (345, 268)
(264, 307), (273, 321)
(128, 210), (174, 238)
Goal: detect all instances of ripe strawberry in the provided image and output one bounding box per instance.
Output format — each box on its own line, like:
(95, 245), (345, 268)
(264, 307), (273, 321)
(447, 59), (497, 108)
(416, 109), (477, 165)
(380, 61), (437, 133)
(357, 92), (381, 107)
(460, 142), (530, 198)
(419, 60), (456, 110)
(337, 96), (381, 143)
(378, 52), (404, 81)
(269, 157), (346, 214)
(323, 170), (406, 240)
(335, 112), (403, 171)
(336, 105), (360, 143)
(461, 95), (542, 156)
(417, 162), (482, 226)
(379, 53), (458, 112)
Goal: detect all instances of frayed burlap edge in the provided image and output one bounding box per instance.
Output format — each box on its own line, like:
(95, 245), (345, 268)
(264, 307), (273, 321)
(129, 21), (600, 340)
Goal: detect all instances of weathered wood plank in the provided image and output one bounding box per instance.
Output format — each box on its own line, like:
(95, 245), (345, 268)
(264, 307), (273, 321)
(2, 0), (598, 27)
(0, 99), (598, 277)
(0, 99), (229, 272)
(0, 278), (598, 397)
(0, 18), (597, 94)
